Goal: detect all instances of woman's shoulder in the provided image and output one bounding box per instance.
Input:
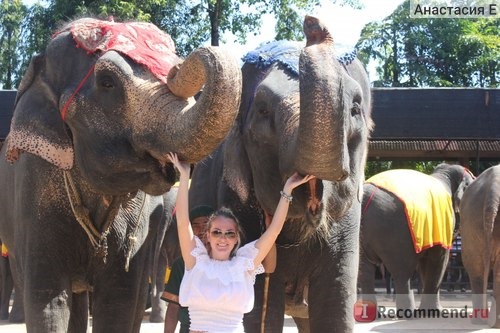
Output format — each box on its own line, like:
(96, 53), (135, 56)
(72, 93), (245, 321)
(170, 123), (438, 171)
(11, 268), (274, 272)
(236, 240), (259, 258)
(190, 236), (208, 259)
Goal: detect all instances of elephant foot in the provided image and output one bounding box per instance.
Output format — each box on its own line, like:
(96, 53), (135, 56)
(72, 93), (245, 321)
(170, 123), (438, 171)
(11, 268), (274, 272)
(0, 312), (8, 321)
(9, 313), (25, 323)
(149, 310), (165, 323)
(470, 316), (487, 325)
(293, 317), (310, 333)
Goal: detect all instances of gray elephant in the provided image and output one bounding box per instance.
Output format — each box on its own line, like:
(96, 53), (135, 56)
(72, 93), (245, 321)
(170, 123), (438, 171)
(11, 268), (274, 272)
(358, 164), (474, 313)
(460, 164), (500, 327)
(0, 18), (241, 333)
(188, 15), (372, 332)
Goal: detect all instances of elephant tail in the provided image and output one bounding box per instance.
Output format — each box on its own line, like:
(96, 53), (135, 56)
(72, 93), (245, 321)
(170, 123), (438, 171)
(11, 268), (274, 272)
(482, 193), (499, 235)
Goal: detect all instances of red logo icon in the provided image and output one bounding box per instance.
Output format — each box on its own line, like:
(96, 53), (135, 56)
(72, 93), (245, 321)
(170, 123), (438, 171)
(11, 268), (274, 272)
(354, 299), (377, 322)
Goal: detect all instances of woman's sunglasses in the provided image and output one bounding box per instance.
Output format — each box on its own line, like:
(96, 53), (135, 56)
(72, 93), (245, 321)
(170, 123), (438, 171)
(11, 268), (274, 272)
(210, 229), (237, 239)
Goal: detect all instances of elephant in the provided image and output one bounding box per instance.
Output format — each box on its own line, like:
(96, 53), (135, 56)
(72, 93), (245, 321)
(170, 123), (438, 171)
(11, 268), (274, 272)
(358, 164), (474, 314)
(0, 17), (241, 333)
(460, 164), (500, 327)
(188, 15), (373, 332)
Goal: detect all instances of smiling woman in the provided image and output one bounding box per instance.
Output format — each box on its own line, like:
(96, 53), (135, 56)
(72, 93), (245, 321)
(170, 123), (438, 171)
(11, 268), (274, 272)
(167, 152), (313, 333)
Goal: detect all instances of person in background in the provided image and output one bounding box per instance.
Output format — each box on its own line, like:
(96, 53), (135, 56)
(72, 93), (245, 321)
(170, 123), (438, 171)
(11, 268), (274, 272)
(168, 152), (313, 333)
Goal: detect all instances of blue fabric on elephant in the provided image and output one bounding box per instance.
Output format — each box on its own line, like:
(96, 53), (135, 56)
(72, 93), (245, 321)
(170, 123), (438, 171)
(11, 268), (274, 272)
(242, 40), (358, 77)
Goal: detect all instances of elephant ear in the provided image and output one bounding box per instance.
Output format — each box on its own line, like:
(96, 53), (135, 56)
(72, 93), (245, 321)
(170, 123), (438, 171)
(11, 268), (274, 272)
(5, 54), (74, 170)
(222, 126), (253, 203)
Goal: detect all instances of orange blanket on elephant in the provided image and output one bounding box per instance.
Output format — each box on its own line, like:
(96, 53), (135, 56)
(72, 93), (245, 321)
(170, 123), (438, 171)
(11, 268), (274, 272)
(366, 169), (453, 253)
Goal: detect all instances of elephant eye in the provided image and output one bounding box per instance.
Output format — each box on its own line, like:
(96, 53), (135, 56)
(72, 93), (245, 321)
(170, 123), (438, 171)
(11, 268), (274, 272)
(99, 75), (115, 89)
(258, 107), (269, 116)
(351, 102), (361, 116)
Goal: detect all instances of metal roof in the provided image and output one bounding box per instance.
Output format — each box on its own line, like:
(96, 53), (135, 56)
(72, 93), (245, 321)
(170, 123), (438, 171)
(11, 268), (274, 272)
(1, 88), (499, 161)
(368, 139), (500, 160)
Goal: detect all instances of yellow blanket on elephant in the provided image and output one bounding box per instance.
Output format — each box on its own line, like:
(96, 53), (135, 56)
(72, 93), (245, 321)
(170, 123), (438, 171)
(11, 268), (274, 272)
(366, 169), (453, 253)
(1, 244), (7, 257)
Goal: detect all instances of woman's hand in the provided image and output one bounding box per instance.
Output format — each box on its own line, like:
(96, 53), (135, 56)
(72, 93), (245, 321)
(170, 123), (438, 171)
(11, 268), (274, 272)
(167, 152), (190, 178)
(283, 172), (315, 195)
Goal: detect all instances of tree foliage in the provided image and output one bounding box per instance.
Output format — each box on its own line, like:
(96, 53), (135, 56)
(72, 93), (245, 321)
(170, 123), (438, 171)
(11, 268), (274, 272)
(356, 0), (499, 87)
(1, 0), (362, 86)
(0, 0), (27, 89)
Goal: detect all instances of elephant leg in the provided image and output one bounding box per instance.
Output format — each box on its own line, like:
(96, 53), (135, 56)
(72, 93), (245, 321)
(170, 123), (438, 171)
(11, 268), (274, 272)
(357, 254), (377, 306)
(243, 273), (285, 333)
(24, 276), (72, 332)
(92, 264), (150, 333)
(383, 252), (417, 311)
(68, 292), (89, 333)
(292, 317), (310, 333)
(462, 241), (489, 325)
(468, 272), (489, 325)
(490, 238), (500, 328)
(308, 221), (359, 332)
(149, 250), (168, 323)
(5, 255), (24, 323)
(9, 286), (24, 323)
(392, 277), (415, 313)
(418, 247), (449, 310)
(0, 255), (13, 320)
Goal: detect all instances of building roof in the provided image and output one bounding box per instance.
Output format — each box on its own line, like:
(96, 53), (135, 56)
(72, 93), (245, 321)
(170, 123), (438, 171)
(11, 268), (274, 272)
(369, 139), (500, 160)
(1, 88), (499, 161)
(368, 88), (500, 160)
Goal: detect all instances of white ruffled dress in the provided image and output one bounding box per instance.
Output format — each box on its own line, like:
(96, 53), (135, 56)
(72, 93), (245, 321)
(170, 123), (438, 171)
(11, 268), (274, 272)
(179, 237), (265, 333)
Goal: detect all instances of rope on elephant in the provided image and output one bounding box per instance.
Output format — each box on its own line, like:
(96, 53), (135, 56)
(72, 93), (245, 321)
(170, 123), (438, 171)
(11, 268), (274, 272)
(63, 170), (101, 248)
(63, 170), (122, 263)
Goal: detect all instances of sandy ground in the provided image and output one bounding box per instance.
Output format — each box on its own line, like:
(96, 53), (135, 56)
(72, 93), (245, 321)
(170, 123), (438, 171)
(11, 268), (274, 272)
(1, 293), (498, 332)
(0, 311), (497, 333)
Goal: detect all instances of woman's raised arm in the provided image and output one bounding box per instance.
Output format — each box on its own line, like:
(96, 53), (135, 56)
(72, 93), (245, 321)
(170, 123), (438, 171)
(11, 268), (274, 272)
(168, 153), (197, 270)
(253, 173), (315, 268)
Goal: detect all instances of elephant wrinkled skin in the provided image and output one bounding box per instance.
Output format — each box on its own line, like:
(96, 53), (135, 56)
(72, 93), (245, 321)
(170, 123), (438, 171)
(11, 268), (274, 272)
(0, 18), (241, 333)
(460, 164), (500, 328)
(189, 15), (372, 332)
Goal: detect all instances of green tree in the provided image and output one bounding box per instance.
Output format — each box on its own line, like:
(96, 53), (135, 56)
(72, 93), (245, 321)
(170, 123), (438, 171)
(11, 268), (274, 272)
(357, 0), (499, 87)
(6, 0), (362, 87)
(106, 0), (362, 56)
(0, 0), (27, 89)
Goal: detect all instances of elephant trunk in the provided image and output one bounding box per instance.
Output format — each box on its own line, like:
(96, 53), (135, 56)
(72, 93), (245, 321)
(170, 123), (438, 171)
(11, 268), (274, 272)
(293, 16), (350, 181)
(147, 47), (242, 164)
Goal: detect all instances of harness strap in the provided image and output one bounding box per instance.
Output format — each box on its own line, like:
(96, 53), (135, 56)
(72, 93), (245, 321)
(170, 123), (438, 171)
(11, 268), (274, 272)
(362, 185), (379, 216)
(61, 64), (95, 121)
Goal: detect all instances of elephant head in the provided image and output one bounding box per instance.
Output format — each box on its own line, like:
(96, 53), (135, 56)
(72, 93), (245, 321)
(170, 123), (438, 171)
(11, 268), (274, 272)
(5, 18), (241, 196)
(223, 15), (372, 237)
(430, 163), (475, 213)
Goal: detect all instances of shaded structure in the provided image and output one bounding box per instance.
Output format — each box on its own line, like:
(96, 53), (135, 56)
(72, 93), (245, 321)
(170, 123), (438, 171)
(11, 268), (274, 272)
(1, 88), (499, 162)
(0, 90), (15, 146)
(368, 88), (500, 164)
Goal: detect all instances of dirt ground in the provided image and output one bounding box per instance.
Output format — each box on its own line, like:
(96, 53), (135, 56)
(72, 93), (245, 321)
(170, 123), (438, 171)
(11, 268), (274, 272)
(1, 293), (498, 333)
